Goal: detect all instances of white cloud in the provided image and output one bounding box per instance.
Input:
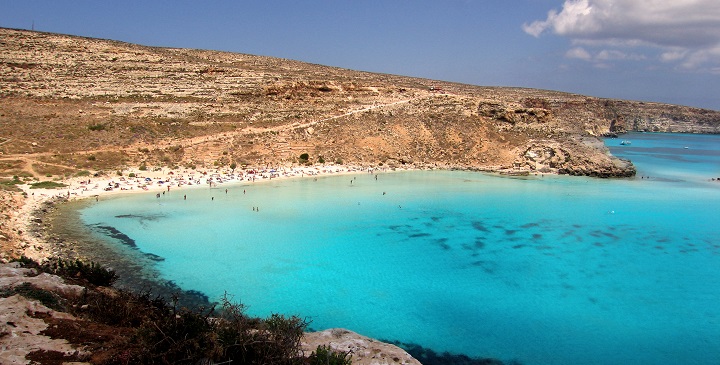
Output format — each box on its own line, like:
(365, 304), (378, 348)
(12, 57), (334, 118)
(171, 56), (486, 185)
(661, 50), (688, 62)
(524, 0), (720, 70)
(565, 47), (592, 60)
(596, 49), (645, 61)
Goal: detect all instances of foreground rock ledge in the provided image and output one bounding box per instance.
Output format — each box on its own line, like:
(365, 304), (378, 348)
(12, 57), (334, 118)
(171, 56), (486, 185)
(0, 262), (420, 365)
(303, 328), (421, 365)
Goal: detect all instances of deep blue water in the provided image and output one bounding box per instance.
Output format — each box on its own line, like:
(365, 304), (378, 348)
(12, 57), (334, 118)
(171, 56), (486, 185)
(78, 132), (720, 365)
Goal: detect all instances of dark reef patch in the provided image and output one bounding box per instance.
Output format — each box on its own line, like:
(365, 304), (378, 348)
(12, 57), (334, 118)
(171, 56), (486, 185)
(471, 260), (498, 274)
(89, 223), (165, 262)
(389, 224), (412, 230)
(434, 239), (451, 250)
(472, 221), (490, 233)
(115, 213), (166, 225)
(90, 224), (137, 248)
(145, 253), (165, 262)
(383, 340), (520, 365)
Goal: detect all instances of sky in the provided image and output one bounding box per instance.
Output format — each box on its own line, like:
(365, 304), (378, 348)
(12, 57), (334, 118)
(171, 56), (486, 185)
(2, 0), (719, 110)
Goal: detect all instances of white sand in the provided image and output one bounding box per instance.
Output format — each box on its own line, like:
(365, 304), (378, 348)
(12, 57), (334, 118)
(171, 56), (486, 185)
(15, 164), (407, 261)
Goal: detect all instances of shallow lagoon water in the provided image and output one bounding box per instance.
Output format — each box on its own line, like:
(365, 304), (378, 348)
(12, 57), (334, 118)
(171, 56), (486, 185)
(78, 132), (720, 365)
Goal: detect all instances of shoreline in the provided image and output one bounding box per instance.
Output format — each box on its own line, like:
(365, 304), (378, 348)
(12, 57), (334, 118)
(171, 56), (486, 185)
(8, 163), (429, 311)
(2, 162), (431, 364)
(14, 163), (422, 263)
(10, 158), (607, 265)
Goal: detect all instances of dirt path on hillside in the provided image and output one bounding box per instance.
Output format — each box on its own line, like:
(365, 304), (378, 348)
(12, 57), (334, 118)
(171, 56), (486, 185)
(0, 96), (437, 177)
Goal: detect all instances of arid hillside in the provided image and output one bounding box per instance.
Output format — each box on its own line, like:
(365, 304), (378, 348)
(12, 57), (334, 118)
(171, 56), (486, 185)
(2, 27), (719, 181)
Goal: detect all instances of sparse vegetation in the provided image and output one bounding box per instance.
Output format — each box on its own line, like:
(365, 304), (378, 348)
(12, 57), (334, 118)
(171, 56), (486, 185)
(16, 257), (118, 287)
(9, 257), (320, 365)
(29, 181), (67, 189)
(88, 123), (107, 131)
(299, 153), (310, 164)
(308, 345), (353, 365)
(0, 282), (64, 311)
(0, 177), (22, 191)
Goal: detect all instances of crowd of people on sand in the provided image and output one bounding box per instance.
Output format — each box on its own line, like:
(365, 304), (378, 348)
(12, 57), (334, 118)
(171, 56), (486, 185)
(22, 165), (400, 205)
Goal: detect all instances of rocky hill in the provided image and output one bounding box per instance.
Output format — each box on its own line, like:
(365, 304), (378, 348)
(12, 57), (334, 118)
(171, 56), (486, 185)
(2, 27), (718, 182)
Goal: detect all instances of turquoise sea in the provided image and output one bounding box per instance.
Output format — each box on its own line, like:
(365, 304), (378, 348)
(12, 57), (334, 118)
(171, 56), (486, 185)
(74, 132), (719, 365)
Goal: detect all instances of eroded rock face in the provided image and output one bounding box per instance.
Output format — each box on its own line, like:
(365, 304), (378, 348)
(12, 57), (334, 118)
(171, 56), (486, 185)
(478, 102), (553, 125)
(302, 328), (421, 365)
(0, 262), (85, 297)
(514, 140), (636, 177)
(0, 262), (86, 365)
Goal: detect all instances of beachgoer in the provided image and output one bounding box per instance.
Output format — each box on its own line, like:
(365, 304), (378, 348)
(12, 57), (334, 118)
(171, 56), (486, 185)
(184, 195), (186, 200)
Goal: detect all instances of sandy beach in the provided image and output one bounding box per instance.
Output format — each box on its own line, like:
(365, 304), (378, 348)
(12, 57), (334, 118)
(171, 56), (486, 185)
(11, 163), (409, 263)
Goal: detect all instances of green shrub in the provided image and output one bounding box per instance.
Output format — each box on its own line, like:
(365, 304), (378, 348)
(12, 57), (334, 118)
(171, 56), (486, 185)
(0, 177), (22, 189)
(128, 172), (136, 178)
(299, 153), (310, 165)
(29, 181), (67, 189)
(309, 345), (353, 365)
(88, 123), (106, 131)
(0, 282), (64, 311)
(76, 170), (91, 177)
(215, 295), (308, 365)
(42, 258), (118, 287)
(138, 164), (147, 171)
(87, 155), (96, 161)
